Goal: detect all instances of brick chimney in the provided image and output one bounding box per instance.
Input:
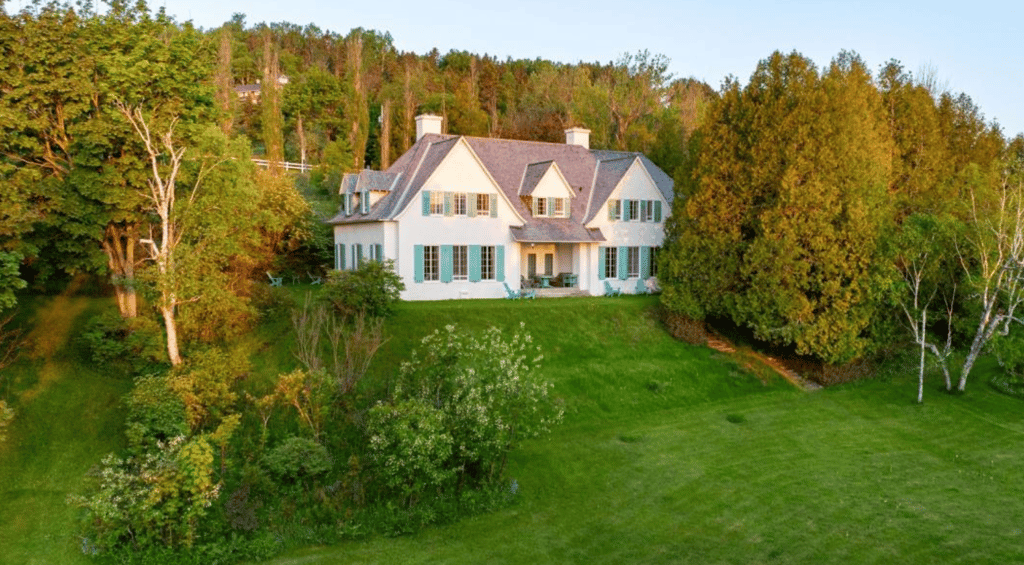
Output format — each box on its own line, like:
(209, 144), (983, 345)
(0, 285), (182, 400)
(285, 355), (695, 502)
(416, 114), (443, 141)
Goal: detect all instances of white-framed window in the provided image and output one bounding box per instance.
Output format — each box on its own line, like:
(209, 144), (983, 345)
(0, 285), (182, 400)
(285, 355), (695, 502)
(553, 198), (566, 217)
(476, 193), (490, 216)
(430, 192), (444, 215)
(628, 246), (640, 278)
(628, 200), (639, 222)
(481, 246), (495, 280)
(453, 245), (468, 280)
(640, 200), (653, 222)
(454, 193), (467, 216)
(608, 199), (621, 220)
(424, 245), (439, 281)
(535, 197), (547, 217)
(604, 247), (617, 279)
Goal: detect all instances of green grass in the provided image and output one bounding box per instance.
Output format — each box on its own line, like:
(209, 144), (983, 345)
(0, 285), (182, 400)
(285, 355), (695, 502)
(4, 293), (1024, 564)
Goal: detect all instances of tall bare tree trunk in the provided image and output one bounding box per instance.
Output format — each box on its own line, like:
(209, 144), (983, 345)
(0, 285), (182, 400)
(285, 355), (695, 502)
(261, 32), (284, 172)
(297, 112), (306, 166)
(102, 223), (139, 318)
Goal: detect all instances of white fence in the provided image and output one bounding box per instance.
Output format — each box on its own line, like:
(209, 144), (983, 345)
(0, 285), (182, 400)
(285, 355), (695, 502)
(251, 158), (313, 173)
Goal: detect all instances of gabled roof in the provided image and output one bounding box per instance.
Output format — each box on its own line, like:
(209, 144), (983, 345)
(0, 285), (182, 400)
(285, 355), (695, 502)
(328, 133), (674, 237)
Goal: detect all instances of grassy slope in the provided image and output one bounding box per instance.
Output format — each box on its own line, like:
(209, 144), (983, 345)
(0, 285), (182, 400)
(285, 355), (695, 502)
(3, 294), (1024, 564)
(0, 295), (131, 565)
(263, 298), (1024, 565)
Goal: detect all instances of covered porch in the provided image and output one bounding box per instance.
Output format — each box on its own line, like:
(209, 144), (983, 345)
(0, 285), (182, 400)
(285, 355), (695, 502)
(510, 221), (605, 294)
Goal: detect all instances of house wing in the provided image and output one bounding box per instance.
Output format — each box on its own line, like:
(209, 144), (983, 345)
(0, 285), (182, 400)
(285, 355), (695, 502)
(590, 150), (674, 203)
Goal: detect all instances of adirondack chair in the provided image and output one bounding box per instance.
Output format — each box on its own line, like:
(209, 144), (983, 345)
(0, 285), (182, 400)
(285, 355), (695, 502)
(603, 280), (621, 297)
(307, 271), (323, 285)
(266, 272), (283, 287)
(503, 282), (521, 299)
(521, 288), (537, 299)
(635, 278), (649, 295)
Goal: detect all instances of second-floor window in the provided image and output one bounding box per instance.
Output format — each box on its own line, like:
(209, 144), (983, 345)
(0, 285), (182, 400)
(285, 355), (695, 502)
(454, 193), (467, 216)
(477, 193), (491, 216)
(430, 192), (444, 215)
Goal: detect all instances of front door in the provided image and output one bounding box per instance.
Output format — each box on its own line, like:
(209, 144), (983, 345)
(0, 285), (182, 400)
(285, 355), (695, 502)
(544, 253), (554, 276)
(527, 254), (537, 277)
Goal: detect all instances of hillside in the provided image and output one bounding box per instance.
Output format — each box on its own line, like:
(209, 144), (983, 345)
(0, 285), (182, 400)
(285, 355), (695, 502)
(2, 293), (1023, 564)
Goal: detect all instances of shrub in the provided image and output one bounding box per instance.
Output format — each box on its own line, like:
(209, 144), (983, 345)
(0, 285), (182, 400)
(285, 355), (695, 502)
(323, 259), (404, 319)
(0, 400), (13, 444)
(366, 399), (454, 506)
(80, 312), (167, 374)
(70, 436), (221, 551)
(168, 347), (249, 433)
(263, 436), (332, 484)
(124, 375), (189, 451)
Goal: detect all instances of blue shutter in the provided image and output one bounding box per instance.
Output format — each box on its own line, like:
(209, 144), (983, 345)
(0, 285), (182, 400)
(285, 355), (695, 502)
(640, 246), (651, 279)
(335, 244), (342, 270)
(375, 243), (383, 261)
(496, 245), (505, 282)
(422, 191), (431, 216)
(357, 244), (364, 268)
(339, 244), (346, 270)
(489, 194), (497, 218)
(618, 247), (628, 280)
(440, 245), (453, 282)
(414, 245), (424, 282)
(444, 192), (453, 216)
(621, 200), (629, 221)
(598, 247), (606, 280)
(469, 245), (481, 282)
(640, 200), (647, 222)
(654, 200), (662, 222)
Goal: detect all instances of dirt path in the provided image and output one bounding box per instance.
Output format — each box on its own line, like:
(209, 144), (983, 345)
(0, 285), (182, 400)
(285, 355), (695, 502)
(19, 279), (90, 402)
(706, 333), (822, 391)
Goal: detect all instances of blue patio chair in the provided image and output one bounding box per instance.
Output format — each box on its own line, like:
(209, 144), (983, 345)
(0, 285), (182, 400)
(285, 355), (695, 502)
(266, 271), (283, 287)
(521, 288), (537, 299)
(603, 280), (621, 297)
(635, 278), (648, 295)
(503, 282), (521, 299)
(307, 271), (323, 285)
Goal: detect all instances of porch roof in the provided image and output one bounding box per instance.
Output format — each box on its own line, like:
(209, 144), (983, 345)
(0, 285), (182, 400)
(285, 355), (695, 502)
(509, 221), (606, 243)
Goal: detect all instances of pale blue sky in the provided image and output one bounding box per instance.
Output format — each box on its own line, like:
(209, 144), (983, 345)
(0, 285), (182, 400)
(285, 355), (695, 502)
(9, 0), (1022, 136)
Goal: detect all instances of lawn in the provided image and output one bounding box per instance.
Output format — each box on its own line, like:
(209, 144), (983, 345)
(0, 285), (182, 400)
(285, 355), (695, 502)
(2, 293), (1023, 564)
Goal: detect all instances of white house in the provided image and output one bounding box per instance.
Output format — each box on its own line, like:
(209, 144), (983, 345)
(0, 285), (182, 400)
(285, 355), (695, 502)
(327, 115), (673, 300)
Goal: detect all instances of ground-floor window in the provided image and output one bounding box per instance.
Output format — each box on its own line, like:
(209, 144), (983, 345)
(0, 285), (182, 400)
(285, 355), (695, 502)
(481, 246), (495, 280)
(604, 247), (617, 279)
(453, 245), (468, 280)
(424, 245), (439, 281)
(628, 247), (640, 278)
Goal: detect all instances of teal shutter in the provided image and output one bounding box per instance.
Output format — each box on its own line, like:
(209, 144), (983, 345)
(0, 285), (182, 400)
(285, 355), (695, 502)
(361, 191), (369, 214)
(422, 191), (431, 216)
(640, 200), (648, 222)
(375, 243), (383, 261)
(496, 245), (505, 282)
(618, 247), (628, 280)
(621, 200), (629, 221)
(440, 245), (453, 282)
(444, 192), (453, 216)
(414, 245), (424, 282)
(598, 247), (606, 280)
(640, 246), (651, 278)
(489, 194), (497, 217)
(357, 244), (364, 267)
(468, 194), (477, 217)
(654, 200), (662, 222)
(335, 244), (342, 270)
(469, 245), (481, 281)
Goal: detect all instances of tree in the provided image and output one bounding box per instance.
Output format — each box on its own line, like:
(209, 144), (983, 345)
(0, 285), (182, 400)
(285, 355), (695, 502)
(661, 51), (894, 364)
(955, 154), (1024, 391)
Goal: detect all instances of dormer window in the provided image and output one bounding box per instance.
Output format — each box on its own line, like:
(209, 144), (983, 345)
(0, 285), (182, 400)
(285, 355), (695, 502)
(532, 197), (568, 218)
(454, 193), (467, 216)
(476, 193), (491, 216)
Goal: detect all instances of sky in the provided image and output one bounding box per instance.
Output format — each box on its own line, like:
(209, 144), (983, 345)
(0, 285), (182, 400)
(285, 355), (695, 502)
(8, 0), (1021, 137)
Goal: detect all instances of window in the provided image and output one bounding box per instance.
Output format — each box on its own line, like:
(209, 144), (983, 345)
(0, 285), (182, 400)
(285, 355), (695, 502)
(453, 245), (468, 280)
(476, 193), (490, 216)
(430, 192), (444, 215)
(424, 245), (439, 281)
(553, 198), (566, 217)
(640, 200), (653, 222)
(535, 197), (546, 217)
(454, 193), (467, 216)
(481, 246), (495, 280)
(628, 247), (640, 278)
(604, 247), (617, 279)
(628, 200), (639, 222)
(608, 199), (621, 220)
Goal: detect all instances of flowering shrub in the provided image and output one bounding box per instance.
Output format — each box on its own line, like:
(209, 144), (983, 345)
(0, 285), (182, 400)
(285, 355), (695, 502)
(368, 323), (563, 504)
(323, 259), (404, 319)
(69, 435), (221, 550)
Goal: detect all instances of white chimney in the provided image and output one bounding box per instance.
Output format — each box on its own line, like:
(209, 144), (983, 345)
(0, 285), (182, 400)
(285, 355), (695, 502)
(416, 114), (443, 141)
(565, 127), (591, 149)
